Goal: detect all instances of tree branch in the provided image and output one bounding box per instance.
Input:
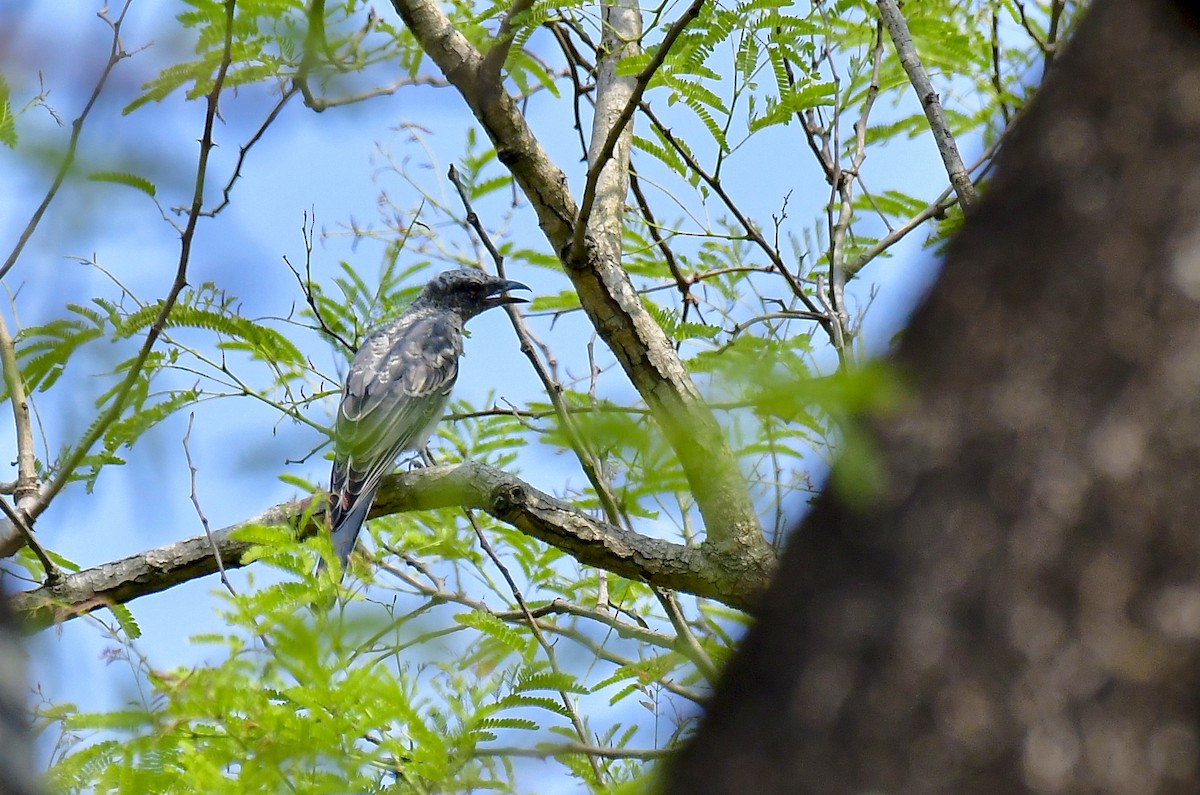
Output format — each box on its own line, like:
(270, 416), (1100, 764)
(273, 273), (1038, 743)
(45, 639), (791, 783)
(479, 743), (674, 760)
(569, 0), (704, 263)
(478, 0), (535, 81)
(876, 0), (979, 213)
(12, 462), (772, 631)
(447, 165), (625, 530)
(0, 312), (39, 561)
(387, 0), (770, 563)
(26, 0), (239, 524)
(844, 127), (1005, 280)
(0, 1), (134, 283)
(0, 2), (136, 555)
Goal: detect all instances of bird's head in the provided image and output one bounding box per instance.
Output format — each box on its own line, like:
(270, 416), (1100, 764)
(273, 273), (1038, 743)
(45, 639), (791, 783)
(417, 268), (530, 321)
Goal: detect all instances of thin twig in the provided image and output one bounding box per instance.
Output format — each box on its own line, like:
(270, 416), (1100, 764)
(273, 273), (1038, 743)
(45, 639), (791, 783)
(444, 395), (779, 423)
(447, 164), (626, 530)
(0, 1), (135, 283)
(183, 413), (234, 595)
(1013, 0), (1046, 54)
(629, 171), (693, 323)
(203, 86), (297, 217)
(29, 0), (240, 521)
(467, 511), (607, 784)
(546, 21), (593, 160)
(0, 498), (60, 582)
(653, 587), (719, 683)
(844, 130), (1005, 279)
(479, 743), (673, 760)
(284, 211), (357, 353)
(525, 264), (777, 321)
(727, 310), (829, 340)
(309, 75), (452, 110)
(989, 10), (1012, 125)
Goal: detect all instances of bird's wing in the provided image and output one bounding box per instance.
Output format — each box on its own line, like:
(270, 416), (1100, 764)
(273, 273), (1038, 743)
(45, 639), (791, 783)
(323, 311), (461, 568)
(337, 311), (462, 462)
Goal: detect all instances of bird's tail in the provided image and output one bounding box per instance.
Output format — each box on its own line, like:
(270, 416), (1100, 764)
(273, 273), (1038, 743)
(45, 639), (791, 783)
(316, 477), (378, 578)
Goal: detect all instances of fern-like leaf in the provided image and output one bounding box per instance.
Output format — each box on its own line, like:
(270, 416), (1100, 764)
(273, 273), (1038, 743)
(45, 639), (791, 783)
(87, 171), (157, 197)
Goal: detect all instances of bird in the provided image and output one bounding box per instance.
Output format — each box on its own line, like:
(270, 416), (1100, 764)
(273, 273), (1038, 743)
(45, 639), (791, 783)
(319, 268), (530, 576)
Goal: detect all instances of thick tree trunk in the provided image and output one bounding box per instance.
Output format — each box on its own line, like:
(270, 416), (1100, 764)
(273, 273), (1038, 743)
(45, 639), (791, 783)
(667, 0), (1200, 792)
(0, 595), (38, 795)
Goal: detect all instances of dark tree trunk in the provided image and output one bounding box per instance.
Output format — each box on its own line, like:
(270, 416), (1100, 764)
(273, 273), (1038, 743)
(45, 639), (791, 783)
(667, 0), (1200, 792)
(0, 595), (38, 795)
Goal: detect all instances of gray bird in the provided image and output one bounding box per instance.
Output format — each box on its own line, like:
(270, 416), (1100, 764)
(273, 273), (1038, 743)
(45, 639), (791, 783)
(320, 268), (529, 575)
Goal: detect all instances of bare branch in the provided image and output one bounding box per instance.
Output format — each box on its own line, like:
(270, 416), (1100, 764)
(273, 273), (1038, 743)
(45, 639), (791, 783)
(0, 311), (37, 559)
(202, 86), (298, 217)
(12, 462), (773, 631)
(479, 743), (673, 760)
(182, 413), (234, 595)
(27, 0), (240, 523)
(876, 0), (979, 212)
(284, 211), (358, 353)
(0, 1), (134, 283)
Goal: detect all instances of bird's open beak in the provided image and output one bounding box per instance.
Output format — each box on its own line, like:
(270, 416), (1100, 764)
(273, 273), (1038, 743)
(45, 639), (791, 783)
(486, 279), (531, 308)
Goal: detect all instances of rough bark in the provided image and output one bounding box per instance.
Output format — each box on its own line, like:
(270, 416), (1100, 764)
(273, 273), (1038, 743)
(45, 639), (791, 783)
(667, 0), (1200, 792)
(13, 462), (769, 631)
(0, 595), (39, 795)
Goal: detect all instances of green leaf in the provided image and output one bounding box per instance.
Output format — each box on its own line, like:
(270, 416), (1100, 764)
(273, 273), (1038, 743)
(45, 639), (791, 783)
(116, 298), (306, 368)
(101, 388), (198, 454)
(642, 297), (718, 341)
(528, 289), (581, 312)
(476, 717), (539, 732)
(454, 610), (529, 654)
(87, 171), (157, 197)
(108, 603), (142, 640)
(515, 670), (588, 693)
(0, 75), (15, 148)
(45, 549), (81, 573)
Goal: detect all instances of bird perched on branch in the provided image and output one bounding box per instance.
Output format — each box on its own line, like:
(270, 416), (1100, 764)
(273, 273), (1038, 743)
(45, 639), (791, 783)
(320, 268), (529, 575)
